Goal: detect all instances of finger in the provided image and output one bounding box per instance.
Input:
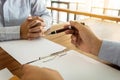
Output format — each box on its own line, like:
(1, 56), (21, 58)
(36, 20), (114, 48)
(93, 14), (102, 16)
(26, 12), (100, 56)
(27, 16), (33, 21)
(39, 21), (45, 27)
(40, 28), (46, 36)
(36, 16), (44, 22)
(28, 20), (41, 28)
(29, 26), (43, 33)
(70, 21), (84, 32)
(27, 32), (41, 39)
(76, 37), (82, 47)
(29, 20), (45, 29)
(63, 23), (70, 28)
(65, 30), (74, 34)
(64, 22), (80, 35)
(27, 16), (36, 21)
(71, 35), (77, 45)
(29, 16), (44, 22)
(39, 32), (44, 37)
(32, 16), (44, 22)
(30, 26), (45, 35)
(35, 26), (45, 36)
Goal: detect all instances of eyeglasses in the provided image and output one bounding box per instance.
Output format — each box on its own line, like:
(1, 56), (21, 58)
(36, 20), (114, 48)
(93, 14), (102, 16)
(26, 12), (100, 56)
(26, 48), (69, 64)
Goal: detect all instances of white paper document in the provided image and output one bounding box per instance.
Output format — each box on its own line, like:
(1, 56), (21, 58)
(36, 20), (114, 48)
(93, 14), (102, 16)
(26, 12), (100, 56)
(0, 38), (120, 80)
(0, 68), (13, 80)
(31, 50), (120, 80)
(0, 38), (65, 64)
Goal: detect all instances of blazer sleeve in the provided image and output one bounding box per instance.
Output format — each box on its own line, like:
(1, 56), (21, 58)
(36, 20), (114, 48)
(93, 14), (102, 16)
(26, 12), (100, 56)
(98, 40), (120, 67)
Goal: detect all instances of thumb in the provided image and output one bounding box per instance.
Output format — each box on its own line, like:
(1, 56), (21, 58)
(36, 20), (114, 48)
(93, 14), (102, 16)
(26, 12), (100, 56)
(70, 21), (85, 32)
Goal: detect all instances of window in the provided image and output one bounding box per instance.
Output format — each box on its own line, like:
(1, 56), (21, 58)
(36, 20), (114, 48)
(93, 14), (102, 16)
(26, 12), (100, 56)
(48, 0), (120, 23)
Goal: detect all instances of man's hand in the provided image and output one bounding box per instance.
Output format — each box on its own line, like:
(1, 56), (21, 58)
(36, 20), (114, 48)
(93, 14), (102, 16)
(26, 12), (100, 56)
(20, 16), (46, 40)
(65, 21), (102, 56)
(21, 65), (63, 80)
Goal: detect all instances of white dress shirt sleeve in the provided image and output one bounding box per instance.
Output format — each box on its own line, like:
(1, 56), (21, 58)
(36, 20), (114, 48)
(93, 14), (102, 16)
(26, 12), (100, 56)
(30, 0), (52, 30)
(98, 40), (120, 66)
(0, 26), (20, 41)
(0, 0), (52, 41)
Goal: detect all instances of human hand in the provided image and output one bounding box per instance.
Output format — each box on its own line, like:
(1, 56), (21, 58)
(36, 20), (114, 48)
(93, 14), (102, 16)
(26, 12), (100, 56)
(65, 21), (102, 56)
(20, 16), (46, 40)
(21, 65), (63, 80)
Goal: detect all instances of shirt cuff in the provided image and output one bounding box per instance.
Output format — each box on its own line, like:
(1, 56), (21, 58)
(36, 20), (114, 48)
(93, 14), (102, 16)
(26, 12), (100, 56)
(98, 40), (120, 66)
(0, 26), (20, 41)
(42, 16), (52, 30)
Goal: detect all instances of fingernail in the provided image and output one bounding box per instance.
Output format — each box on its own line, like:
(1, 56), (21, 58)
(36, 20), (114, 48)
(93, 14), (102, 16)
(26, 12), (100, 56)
(27, 16), (32, 20)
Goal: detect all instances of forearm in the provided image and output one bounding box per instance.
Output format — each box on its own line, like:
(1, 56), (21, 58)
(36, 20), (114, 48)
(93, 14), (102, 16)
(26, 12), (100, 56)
(0, 26), (20, 41)
(98, 40), (120, 66)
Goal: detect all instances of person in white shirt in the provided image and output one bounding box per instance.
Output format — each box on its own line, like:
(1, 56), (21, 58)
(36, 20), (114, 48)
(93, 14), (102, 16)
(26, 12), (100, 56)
(21, 21), (120, 80)
(0, 0), (52, 41)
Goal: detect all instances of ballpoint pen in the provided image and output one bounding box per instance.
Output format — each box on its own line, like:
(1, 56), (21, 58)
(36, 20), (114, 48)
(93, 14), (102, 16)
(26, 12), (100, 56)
(48, 26), (75, 35)
(49, 22), (85, 35)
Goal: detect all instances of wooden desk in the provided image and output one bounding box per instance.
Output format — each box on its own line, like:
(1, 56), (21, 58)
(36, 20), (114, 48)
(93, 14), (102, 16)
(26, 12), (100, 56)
(0, 19), (120, 78)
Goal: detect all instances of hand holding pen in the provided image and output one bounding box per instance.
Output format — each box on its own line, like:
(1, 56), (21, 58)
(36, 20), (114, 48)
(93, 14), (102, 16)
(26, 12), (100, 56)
(65, 21), (102, 56)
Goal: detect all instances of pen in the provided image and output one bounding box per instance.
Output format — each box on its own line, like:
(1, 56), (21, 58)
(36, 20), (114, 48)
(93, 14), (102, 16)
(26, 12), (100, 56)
(49, 22), (85, 35)
(49, 26), (75, 34)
